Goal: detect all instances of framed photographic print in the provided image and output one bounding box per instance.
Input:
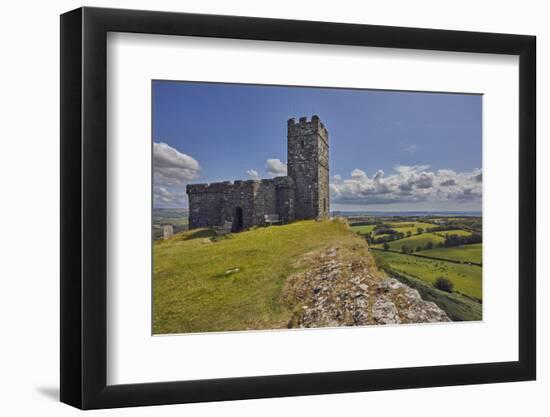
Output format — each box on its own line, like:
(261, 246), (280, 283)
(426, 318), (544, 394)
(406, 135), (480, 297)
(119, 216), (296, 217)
(60, 7), (536, 409)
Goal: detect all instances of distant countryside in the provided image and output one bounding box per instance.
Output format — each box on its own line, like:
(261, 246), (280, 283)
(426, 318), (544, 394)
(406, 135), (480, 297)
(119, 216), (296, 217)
(153, 208), (189, 240)
(351, 214), (482, 321)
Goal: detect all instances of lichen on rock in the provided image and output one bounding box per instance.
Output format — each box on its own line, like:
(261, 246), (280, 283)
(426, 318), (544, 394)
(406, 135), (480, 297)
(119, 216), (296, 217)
(284, 246), (450, 328)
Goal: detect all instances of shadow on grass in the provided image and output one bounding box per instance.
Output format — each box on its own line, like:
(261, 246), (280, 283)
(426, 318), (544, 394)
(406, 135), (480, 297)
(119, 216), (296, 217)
(183, 229), (215, 241)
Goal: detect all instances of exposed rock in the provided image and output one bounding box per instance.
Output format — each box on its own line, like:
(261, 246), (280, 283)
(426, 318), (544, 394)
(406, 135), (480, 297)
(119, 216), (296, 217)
(376, 278), (450, 323)
(372, 296), (401, 324)
(285, 247), (450, 328)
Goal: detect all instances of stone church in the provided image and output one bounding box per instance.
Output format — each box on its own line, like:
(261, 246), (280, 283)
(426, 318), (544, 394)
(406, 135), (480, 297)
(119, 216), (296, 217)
(186, 115), (330, 231)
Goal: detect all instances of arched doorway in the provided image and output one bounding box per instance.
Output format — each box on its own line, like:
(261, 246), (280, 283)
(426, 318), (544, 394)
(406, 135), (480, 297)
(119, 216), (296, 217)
(231, 207), (243, 232)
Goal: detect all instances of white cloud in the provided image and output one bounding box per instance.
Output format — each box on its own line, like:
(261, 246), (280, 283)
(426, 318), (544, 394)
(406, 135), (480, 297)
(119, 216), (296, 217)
(153, 142), (200, 208)
(473, 171), (482, 182)
(247, 169), (260, 180)
(413, 171), (434, 189)
(153, 186), (187, 206)
(437, 169), (457, 177)
(351, 168), (368, 179)
(440, 178), (456, 186)
(394, 164), (431, 175)
(330, 165), (482, 206)
(373, 169), (384, 181)
(153, 142), (200, 187)
(266, 158), (287, 176)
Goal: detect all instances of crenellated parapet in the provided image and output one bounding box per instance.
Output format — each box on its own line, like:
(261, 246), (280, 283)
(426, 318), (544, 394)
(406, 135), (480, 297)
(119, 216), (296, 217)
(186, 179), (259, 194)
(287, 115), (329, 145)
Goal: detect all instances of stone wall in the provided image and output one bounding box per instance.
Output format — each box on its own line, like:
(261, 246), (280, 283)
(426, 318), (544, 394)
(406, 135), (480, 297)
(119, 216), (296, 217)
(187, 181), (256, 230)
(187, 177), (295, 230)
(274, 176), (296, 223)
(287, 115), (330, 219)
(187, 183), (224, 229)
(251, 180), (277, 225)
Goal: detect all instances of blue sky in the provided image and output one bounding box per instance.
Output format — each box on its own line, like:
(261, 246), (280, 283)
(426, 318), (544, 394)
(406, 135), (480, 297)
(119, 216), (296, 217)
(153, 80), (482, 211)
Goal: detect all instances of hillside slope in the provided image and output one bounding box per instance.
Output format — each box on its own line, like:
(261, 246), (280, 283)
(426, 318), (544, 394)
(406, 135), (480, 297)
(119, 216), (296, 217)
(284, 247), (449, 327)
(153, 219), (448, 334)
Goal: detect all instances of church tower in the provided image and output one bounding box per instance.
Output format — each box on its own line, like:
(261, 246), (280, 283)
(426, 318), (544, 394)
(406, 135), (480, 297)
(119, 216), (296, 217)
(287, 115), (330, 220)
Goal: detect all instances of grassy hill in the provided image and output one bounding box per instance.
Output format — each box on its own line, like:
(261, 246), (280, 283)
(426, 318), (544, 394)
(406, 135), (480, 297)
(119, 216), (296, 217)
(350, 224), (376, 235)
(371, 250), (482, 301)
(420, 243), (482, 264)
(153, 219), (375, 334)
(386, 221), (436, 235)
(371, 250), (482, 321)
(373, 232), (445, 252)
(432, 229), (472, 238)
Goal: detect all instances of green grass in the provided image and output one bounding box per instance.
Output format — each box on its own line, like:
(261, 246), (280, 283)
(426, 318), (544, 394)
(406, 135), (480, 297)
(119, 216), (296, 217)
(371, 250), (482, 301)
(373, 232), (445, 252)
(386, 221), (436, 234)
(351, 224), (376, 235)
(432, 229), (473, 238)
(153, 208), (189, 227)
(376, 266), (482, 321)
(153, 219), (369, 334)
(420, 243), (482, 264)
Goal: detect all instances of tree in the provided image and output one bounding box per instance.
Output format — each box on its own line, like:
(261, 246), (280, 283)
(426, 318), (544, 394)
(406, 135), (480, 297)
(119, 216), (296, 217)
(434, 277), (454, 293)
(383, 242), (390, 251)
(401, 245), (408, 254)
(416, 246), (423, 252)
(426, 241), (434, 250)
(417, 227), (424, 235)
(407, 231), (412, 237)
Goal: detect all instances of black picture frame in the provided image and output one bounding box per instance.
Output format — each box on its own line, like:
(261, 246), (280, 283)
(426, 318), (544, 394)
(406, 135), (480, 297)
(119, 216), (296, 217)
(60, 6), (536, 410)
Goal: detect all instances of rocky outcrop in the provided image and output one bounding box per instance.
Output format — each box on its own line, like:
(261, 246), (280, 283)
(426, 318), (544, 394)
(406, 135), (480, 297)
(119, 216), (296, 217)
(284, 247), (450, 328)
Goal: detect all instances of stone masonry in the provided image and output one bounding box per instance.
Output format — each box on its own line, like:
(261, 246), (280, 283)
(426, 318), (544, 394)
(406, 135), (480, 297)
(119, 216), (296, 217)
(186, 116), (330, 231)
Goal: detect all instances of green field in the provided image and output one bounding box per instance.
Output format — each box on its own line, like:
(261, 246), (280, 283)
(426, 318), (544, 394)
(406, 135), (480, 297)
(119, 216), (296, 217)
(153, 219), (375, 334)
(386, 221), (436, 234)
(372, 263), (482, 321)
(420, 243), (482, 264)
(351, 224), (376, 235)
(366, 215), (483, 321)
(371, 250), (482, 301)
(373, 232), (445, 252)
(153, 208), (189, 239)
(432, 229), (472, 238)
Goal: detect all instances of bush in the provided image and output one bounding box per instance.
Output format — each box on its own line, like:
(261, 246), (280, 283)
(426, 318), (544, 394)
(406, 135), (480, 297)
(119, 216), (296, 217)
(434, 277), (454, 293)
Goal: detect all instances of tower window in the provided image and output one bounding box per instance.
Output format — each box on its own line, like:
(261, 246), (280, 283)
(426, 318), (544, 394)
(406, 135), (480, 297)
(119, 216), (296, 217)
(323, 198), (327, 212)
(301, 140), (305, 149)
